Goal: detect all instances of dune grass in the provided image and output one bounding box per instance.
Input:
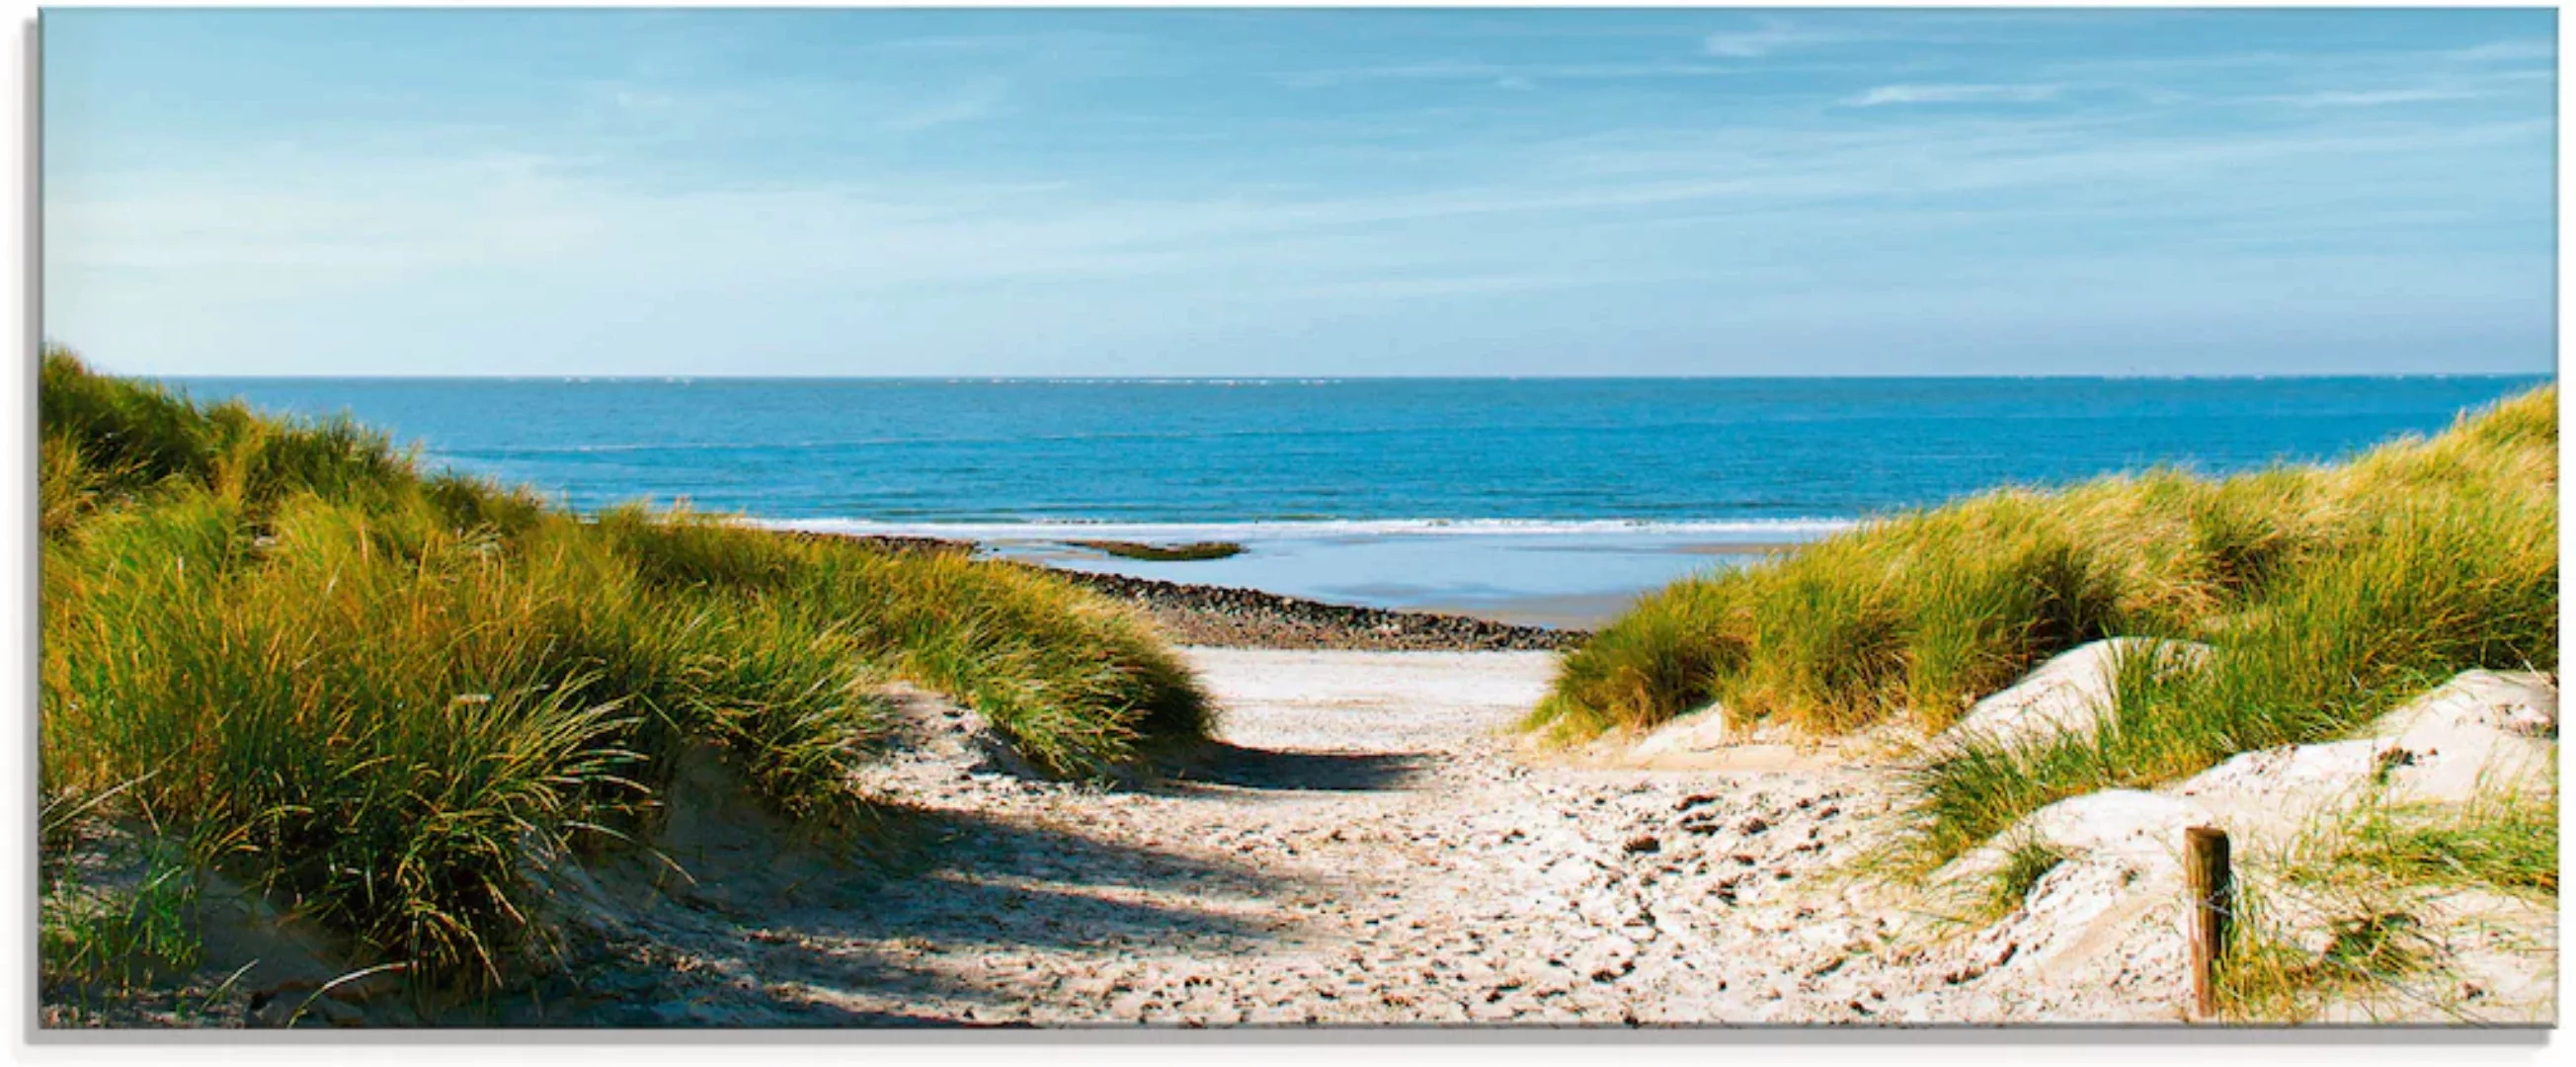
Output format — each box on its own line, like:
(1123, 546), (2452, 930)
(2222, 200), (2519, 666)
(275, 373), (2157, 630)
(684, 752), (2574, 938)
(1529, 385), (2556, 875)
(2213, 877), (2435, 1023)
(2296, 791), (2559, 900)
(2210, 784), (2553, 1022)
(2338, 804), (2558, 899)
(39, 827), (202, 997)
(39, 347), (1210, 991)
(1978, 835), (2073, 925)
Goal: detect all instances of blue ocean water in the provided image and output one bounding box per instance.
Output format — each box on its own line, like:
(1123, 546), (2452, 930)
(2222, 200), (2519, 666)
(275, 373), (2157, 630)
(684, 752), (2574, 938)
(175, 375), (2550, 623)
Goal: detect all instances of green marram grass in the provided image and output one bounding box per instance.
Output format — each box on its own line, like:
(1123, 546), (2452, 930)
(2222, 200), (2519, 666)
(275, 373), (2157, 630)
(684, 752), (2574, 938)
(2211, 881), (2435, 1024)
(2209, 786), (2552, 1023)
(2330, 800), (2558, 897)
(2292, 790), (2558, 900)
(1980, 835), (2073, 925)
(39, 828), (203, 999)
(38, 347), (1211, 992)
(1530, 384), (2555, 875)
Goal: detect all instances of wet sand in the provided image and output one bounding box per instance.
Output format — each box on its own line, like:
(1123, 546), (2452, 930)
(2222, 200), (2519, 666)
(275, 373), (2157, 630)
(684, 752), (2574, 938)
(776, 520), (1824, 629)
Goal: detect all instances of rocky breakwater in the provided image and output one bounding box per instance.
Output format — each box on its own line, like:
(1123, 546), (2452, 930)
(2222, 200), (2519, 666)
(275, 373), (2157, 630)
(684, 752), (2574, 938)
(777, 528), (1581, 651)
(1049, 570), (1585, 652)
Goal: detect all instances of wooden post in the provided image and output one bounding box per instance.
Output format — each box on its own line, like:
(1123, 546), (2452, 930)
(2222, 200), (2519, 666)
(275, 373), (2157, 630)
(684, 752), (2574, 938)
(2184, 825), (2233, 1021)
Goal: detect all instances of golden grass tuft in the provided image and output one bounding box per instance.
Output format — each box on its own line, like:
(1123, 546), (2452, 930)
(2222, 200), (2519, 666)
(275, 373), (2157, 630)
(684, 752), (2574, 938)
(38, 345), (1211, 991)
(1530, 384), (2555, 878)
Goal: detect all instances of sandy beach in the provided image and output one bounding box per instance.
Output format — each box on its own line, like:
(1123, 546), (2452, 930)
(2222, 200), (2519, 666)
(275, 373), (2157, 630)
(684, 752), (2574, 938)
(454, 647), (1913, 1026)
(359, 639), (2536, 1028)
(50, 627), (2556, 1028)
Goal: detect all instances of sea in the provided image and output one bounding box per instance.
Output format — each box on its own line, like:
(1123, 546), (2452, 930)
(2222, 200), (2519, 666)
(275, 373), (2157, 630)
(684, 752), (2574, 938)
(174, 375), (2549, 627)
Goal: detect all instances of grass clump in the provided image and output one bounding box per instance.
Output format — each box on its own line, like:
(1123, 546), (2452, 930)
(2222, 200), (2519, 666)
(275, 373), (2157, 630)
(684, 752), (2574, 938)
(1528, 576), (1745, 741)
(40, 830), (203, 996)
(1897, 476), (2553, 871)
(2295, 792), (2558, 900)
(2340, 805), (2558, 897)
(1982, 836), (2073, 922)
(2213, 885), (2435, 1023)
(2212, 786), (2552, 1023)
(1532, 385), (2555, 876)
(39, 346), (1210, 992)
(1069, 538), (1246, 561)
(1532, 479), (2163, 741)
(1532, 386), (2552, 747)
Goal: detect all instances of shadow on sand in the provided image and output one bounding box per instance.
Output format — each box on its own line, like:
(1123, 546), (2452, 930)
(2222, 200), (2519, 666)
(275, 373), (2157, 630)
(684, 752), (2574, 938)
(1160, 742), (1429, 793)
(472, 798), (1309, 1027)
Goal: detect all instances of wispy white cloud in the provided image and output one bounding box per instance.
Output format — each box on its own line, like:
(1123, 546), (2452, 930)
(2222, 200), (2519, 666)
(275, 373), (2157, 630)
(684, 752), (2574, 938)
(1279, 60), (1737, 88)
(565, 73), (1012, 145)
(2444, 39), (2554, 63)
(1849, 84), (2061, 107)
(2043, 38), (2555, 84)
(54, 111), (2545, 291)
(50, 105), (2551, 374)
(40, 9), (2557, 375)
(1702, 20), (1845, 59)
(864, 31), (1141, 56)
(2275, 87), (2488, 108)
(1280, 273), (1623, 300)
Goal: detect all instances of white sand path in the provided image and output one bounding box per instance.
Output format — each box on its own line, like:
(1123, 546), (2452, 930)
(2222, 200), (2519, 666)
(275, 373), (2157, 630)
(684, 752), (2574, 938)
(496, 649), (1914, 1026)
(468, 648), (2549, 1027)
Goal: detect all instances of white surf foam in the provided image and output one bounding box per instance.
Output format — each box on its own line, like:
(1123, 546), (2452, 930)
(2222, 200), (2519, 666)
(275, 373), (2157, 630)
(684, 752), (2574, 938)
(745, 517), (1857, 542)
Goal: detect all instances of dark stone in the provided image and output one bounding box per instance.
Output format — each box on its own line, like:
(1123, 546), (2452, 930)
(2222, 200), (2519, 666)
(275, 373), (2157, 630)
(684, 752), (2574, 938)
(1034, 567), (1587, 652)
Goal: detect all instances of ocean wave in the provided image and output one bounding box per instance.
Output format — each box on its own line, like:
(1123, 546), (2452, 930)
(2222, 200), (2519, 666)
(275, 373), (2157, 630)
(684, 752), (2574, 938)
(746, 517), (1858, 541)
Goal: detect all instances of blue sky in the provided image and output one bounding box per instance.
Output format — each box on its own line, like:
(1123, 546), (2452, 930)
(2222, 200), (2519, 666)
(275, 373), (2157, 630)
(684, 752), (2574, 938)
(41, 8), (2559, 377)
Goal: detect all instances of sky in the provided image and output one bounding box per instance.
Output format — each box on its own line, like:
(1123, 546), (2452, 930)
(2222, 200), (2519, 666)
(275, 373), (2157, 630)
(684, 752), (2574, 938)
(40, 8), (2561, 377)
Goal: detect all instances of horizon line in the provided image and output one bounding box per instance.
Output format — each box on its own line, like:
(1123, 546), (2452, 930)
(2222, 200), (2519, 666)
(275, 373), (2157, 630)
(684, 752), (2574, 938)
(147, 370), (2559, 382)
